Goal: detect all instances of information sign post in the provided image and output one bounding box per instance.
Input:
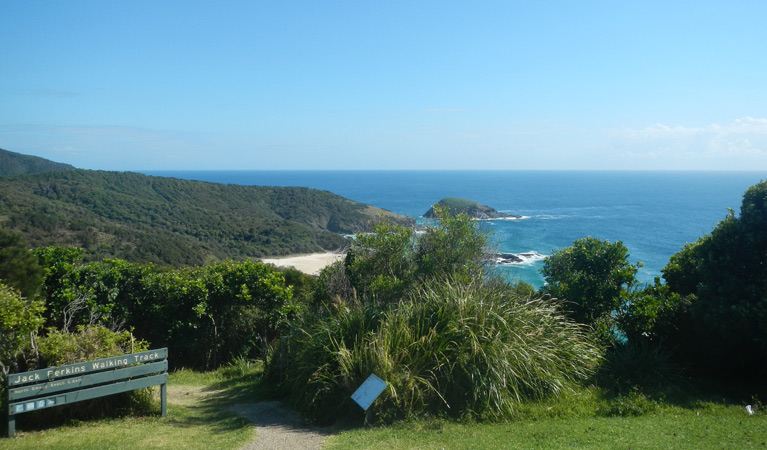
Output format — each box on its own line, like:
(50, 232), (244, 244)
(5, 348), (168, 438)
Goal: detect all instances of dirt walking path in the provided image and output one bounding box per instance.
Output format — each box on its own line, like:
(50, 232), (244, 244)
(229, 401), (332, 450)
(168, 384), (331, 450)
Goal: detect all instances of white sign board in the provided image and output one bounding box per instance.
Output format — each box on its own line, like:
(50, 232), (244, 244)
(351, 373), (388, 411)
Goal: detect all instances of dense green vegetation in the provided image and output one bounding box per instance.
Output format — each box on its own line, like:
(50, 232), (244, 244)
(29, 250), (297, 370)
(0, 232), (303, 434)
(0, 169), (413, 265)
(0, 282), (45, 377)
(660, 181), (767, 380)
(0, 148), (75, 176)
(540, 180), (767, 387)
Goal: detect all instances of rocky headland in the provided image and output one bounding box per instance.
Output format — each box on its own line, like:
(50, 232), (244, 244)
(423, 197), (521, 220)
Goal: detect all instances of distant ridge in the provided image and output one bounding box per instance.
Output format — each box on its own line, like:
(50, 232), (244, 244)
(0, 148), (76, 176)
(0, 169), (415, 266)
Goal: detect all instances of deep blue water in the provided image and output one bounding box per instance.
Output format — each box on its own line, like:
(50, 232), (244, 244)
(143, 170), (767, 288)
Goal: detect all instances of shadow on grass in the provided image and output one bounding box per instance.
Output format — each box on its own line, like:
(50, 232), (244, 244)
(4, 390), (160, 435)
(160, 366), (280, 434)
(593, 340), (766, 416)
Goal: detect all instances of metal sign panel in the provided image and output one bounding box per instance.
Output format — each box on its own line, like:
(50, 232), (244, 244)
(8, 373), (168, 415)
(8, 360), (168, 401)
(7, 348), (167, 387)
(351, 373), (388, 411)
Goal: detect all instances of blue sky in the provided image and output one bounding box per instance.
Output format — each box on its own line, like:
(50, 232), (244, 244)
(2, 1), (767, 170)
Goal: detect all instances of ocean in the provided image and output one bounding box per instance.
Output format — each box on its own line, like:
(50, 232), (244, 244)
(143, 170), (767, 288)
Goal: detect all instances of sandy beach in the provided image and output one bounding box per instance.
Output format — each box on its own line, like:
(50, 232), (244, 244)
(261, 252), (345, 276)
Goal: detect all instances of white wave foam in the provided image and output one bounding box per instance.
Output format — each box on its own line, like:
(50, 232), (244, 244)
(474, 215), (530, 221)
(535, 214), (566, 220)
(494, 251), (547, 266)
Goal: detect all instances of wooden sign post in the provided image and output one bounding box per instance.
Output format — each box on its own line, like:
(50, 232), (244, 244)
(5, 348), (168, 438)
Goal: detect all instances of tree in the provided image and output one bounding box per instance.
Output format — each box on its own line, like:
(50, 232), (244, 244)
(0, 227), (43, 300)
(541, 237), (640, 327)
(661, 180), (767, 380)
(195, 260), (295, 368)
(617, 277), (688, 345)
(33, 246), (85, 328)
(321, 206), (490, 306)
(344, 220), (416, 303)
(415, 205), (489, 283)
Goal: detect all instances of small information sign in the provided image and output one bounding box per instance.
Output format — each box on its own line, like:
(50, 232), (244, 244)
(351, 374), (388, 411)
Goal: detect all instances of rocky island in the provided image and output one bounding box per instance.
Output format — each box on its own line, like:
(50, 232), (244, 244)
(423, 197), (521, 220)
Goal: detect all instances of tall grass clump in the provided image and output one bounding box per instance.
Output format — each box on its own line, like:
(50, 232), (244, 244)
(270, 276), (602, 424)
(268, 299), (386, 423)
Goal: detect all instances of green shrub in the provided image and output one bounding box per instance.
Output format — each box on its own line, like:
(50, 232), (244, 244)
(141, 260), (296, 369)
(618, 278), (689, 345)
(414, 206), (488, 283)
(1, 282), (46, 428)
(344, 220), (416, 304)
(541, 237), (641, 328)
(36, 325), (148, 367)
(272, 276), (601, 424)
(0, 282), (45, 376)
(33, 245), (85, 329)
(277, 266), (317, 306)
(33, 252), (297, 370)
(318, 206), (489, 308)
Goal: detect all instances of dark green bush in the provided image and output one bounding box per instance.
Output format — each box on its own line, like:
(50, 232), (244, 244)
(0, 227), (44, 300)
(1, 282), (46, 427)
(597, 340), (683, 395)
(662, 180), (767, 381)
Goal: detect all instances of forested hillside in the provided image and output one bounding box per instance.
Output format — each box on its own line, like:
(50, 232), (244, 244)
(0, 148), (76, 175)
(0, 169), (414, 265)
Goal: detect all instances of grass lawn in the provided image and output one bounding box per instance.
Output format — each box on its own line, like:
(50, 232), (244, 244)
(324, 385), (767, 449)
(3, 361), (766, 449)
(325, 407), (767, 449)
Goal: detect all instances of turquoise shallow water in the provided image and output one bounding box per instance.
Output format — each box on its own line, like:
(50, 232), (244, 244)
(144, 170), (767, 288)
